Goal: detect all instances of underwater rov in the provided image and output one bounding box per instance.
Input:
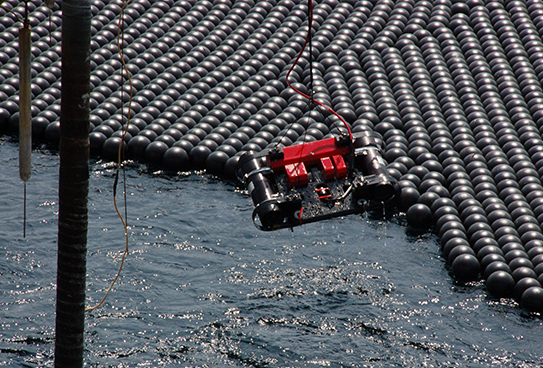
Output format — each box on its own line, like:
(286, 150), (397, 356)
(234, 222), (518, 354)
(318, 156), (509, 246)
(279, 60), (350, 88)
(237, 130), (398, 231)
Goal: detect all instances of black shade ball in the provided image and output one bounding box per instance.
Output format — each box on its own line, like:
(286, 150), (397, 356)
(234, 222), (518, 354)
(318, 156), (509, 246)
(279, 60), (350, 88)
(190, 145), (212, 169)
(163, 146), (189, 171)
(206, 150), (230, 176)
(32, 116), (51, 139)
(45, 121), (61, 143)
(89, 131), (107, 156)
(399, 186), (420, 211)
(145, 140), (169, 165)
(520, 286), (543, 313)
(128, 135), (151, 159)
(224, 155), (242, 180)
(486, 270), (515, 297)
(406, 203), (432, 228)
(452, 254), (480, 281)
(102, 137), (127, 161)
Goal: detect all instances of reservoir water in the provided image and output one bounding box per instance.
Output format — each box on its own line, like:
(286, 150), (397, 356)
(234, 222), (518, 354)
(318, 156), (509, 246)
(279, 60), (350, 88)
(1, 137), (542, 367)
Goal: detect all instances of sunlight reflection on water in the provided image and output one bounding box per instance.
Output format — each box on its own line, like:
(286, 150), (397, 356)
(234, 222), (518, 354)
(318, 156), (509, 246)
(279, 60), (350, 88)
(1, 139), (543, 367)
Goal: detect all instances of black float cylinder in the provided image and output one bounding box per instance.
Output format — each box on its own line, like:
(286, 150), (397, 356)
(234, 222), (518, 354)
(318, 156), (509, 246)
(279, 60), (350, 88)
(237, 151), (284, 229)
(352, 131), (396, 201)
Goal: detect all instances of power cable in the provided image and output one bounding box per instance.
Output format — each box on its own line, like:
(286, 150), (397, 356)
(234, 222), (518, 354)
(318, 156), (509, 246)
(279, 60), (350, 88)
(86, 0), (133, 312)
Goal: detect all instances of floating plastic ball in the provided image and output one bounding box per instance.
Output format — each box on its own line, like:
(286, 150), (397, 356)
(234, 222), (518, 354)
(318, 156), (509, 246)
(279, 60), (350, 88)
(145, 141), (169, 165)
(128, 135), (151, 159)
(44, 121), (61, 143)
(0, 107), (11, 130)
(163, 146), (189, 171)
(102, 137), (126, 161)
(486, 271), (515, 297)
(521, 286), (543, 313)
(452, 254), (480, 281)
(224, 154), (242, 180)
(190, 145), (212, 169)
(399, 186), (420, 212)
(406, 203), (432, 228)
(89, 131), (107, 155)
(206, 150), (230, 176)
(32, 116), (51, 139)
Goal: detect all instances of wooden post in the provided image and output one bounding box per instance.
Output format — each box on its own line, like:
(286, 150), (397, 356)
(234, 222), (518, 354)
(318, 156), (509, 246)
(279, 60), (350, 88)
(54, 0), (91, 367)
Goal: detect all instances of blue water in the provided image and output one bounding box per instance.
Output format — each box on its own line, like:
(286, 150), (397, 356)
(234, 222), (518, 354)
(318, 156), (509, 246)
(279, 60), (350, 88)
(1, 137), (542, 367)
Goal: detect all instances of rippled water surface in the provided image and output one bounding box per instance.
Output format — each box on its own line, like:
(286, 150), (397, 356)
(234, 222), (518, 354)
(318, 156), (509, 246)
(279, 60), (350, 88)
(1, 138), (542, 367)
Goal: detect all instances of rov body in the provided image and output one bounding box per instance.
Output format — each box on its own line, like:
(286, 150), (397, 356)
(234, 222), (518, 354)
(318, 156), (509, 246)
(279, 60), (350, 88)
(237, 131), (398, 230)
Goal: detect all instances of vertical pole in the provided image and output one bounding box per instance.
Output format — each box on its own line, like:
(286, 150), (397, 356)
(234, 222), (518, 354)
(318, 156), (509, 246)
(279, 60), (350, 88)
(19, 22), (32, 238)
(19, 8), (32, 183)
(54, 0), (91, 367)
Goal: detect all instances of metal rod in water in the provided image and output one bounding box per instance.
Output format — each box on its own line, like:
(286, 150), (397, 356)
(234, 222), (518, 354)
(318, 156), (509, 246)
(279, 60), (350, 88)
(19, 24), (32, 238)
(23, 182), (27, 238)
